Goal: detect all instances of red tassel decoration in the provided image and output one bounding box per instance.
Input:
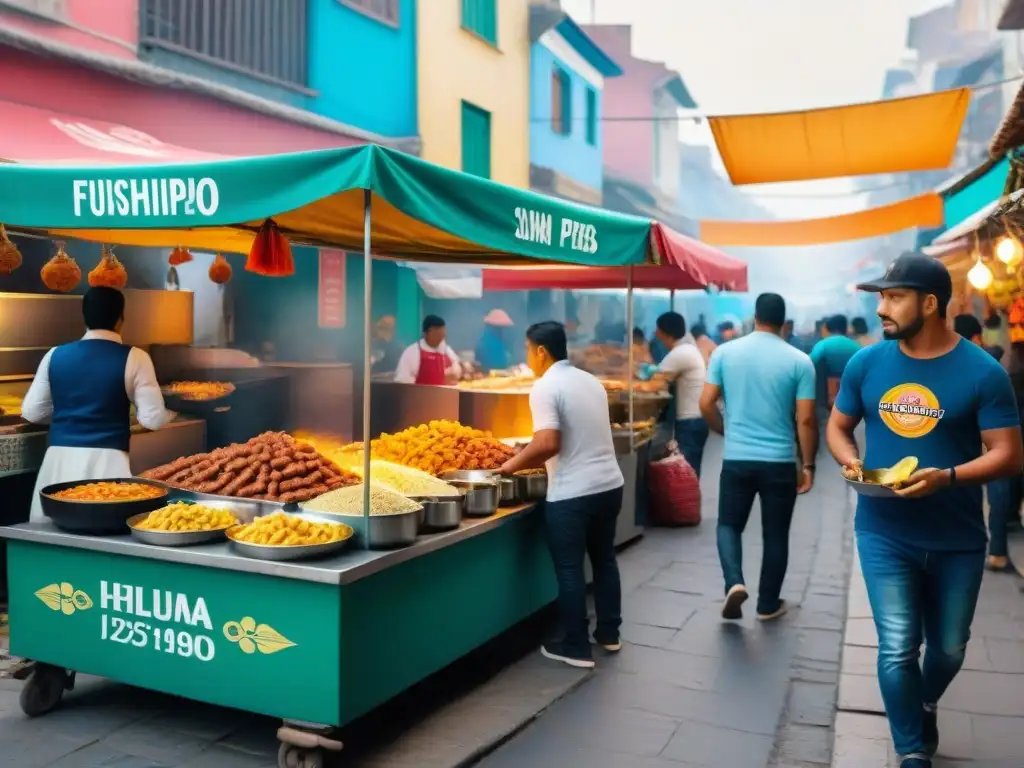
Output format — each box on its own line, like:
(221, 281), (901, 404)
(245, 219), (295, 277)
(168, 246), (194, 266)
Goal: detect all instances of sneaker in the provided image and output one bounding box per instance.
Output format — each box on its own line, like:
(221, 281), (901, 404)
(899, 756), (931, 767)
(757, 599), (788, 622)
(593, 637), (622, 653)
(922, 707), (938, 757)
(541, 643), (595, 669)
(721, 584), (748, 620)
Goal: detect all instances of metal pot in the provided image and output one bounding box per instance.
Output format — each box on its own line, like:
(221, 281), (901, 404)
(332, 507), (421, 549)
(516, 473), (548, 501)
(439, 471), (500, 517)
(498, 477), (519, 506)
(417, 498), (463, 531)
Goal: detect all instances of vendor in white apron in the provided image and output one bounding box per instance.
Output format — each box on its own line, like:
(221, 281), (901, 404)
(22, 286), (172, 522)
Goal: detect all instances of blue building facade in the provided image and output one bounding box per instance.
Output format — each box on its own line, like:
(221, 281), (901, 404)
(307, 0), (418, 138)
(528, 10), (620, 205)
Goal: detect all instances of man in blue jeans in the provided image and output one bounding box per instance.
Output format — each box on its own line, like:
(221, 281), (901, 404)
(827, 253), (1023, 768)
(500, 321), (624, 669)
(653, 311), (709, 475)
(699, 293), (817, 622)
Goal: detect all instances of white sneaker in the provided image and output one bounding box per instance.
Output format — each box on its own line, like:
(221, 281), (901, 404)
(722, 584), (748, 620)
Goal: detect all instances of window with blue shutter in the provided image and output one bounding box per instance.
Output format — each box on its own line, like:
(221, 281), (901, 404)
(585, 87), (597, 145)
(461, 0), (497, 46)
(461, 101), (492, 179)
(551, 66), (571, 136)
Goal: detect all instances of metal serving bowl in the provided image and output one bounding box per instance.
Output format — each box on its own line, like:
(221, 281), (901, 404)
(225, 511), (355, 561)
(327, 506), (422, 549)
(515, 473), (548, 501)
(416, 498), (463, 531)
(497, 477), (519, 506)
(126, 499), (258, 547)
(439, 470), (501, 517)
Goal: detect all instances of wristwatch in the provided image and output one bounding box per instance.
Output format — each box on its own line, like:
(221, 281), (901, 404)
(948, 466), (957, 486)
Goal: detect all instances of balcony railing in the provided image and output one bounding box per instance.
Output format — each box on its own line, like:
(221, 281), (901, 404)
(140, 0), (308, 90)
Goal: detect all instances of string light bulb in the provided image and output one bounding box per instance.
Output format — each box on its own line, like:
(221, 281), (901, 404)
(968, 259), (994, 291)
(995, 235), (1022, 265)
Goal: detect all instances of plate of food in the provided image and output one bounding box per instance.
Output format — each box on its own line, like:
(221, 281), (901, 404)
(162, 381), (236, 401)
(40, 479), (169, 534)
(226, 511), (354, 561)
(128, 500), (239, 547)
(843, 457), (919, 498)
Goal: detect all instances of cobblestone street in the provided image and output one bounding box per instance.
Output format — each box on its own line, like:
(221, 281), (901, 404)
(2, 435), (1023, 767)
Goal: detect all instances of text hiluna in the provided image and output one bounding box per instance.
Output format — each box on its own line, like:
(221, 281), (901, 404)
(100, 580), (212, 631)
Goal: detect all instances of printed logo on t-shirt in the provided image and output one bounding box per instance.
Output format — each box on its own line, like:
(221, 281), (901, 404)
(877, 383), (945, 438)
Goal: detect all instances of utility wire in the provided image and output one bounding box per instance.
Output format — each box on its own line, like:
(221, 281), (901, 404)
(529, 74), (1024, 124)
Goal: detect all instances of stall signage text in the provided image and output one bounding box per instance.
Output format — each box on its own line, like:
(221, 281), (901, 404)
(72, 177), (220, 219)
(514, 206), (598, 254)
(99, 580), (217, 661)
(318, 249), (347, 328)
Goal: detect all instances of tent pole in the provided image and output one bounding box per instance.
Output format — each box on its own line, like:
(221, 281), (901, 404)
(362, 189), (373, 549)
(626, 266), (635, 455)
(669, 288), (675, 311)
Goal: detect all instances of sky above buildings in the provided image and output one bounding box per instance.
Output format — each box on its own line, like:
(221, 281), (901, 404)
(561, 0), (954, 218)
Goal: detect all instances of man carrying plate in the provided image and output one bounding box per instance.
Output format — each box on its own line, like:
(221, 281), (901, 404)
(825, 252), (1023, 768)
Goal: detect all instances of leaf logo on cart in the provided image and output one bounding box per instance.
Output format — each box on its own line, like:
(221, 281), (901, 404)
(223, 616), (297, 655)
(514, 207), (598, 254)
(72, 177), (220, 219)
(35, 582), (93, 616)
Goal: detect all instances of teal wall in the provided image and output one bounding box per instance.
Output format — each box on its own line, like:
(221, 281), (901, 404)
(943, 156), (1010, 232)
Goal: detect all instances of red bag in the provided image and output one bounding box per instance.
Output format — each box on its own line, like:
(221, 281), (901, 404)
(647, 445), (701, 526)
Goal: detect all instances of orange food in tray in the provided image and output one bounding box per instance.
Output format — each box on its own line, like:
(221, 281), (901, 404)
(164, 381), (236, 401)
(50, 482), (166, 502)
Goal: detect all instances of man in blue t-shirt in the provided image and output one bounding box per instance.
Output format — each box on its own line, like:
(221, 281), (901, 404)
(810, 314), (861, 417)
(699, 293), (817, 623)
(826, 253), (1023, 768)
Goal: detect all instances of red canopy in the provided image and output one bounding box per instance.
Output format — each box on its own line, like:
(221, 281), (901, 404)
(653, 223), (748, 291)
(483, 224), (747, 292)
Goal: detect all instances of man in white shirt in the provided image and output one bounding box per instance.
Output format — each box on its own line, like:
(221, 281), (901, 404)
(22, 287), (172, 521)
(500, 321), (624, 669)
(392, 315), (462, 385)
(653, 312), (709, 475)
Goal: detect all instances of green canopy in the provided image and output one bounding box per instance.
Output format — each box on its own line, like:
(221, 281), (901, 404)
(0, 144), (652, 266)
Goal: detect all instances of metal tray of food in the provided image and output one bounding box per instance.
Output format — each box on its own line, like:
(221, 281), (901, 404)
(127, 499), (249, 547)
(225, 511), (355, 561)
(843, 478), (900, 498)
(40, 479), (170, 535)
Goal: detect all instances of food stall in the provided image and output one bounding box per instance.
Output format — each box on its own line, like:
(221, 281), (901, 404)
(0, 145), (656, 767)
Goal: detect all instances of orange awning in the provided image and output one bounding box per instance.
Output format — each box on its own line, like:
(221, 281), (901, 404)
(699, 193), (944, 247)
(708, 89), (970, 185)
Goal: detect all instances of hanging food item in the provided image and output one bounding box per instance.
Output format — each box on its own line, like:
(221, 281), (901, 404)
(209, 253), (232, 284)
(245, 219), (295, 277)
(88, 245), (128, 288)
(168, 245), (194, 266)
(0, 224), (23, 275)
(40, 242), (82, 292)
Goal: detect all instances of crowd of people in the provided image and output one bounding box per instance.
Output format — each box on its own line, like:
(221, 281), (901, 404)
(500, 253), (1022, 768)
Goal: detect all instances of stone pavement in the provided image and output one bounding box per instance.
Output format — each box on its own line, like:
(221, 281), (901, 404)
(477, 435), (856, 768)
(833, 519), (1024, 768)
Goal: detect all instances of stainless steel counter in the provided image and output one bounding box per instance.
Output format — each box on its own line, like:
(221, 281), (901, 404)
(0, 503), (537, 587)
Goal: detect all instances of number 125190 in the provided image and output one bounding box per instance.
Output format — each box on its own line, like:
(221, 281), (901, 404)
(101, 614), (215, 661)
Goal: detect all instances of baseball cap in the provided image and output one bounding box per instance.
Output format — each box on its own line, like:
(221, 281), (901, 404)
(856, 251), (952, 302)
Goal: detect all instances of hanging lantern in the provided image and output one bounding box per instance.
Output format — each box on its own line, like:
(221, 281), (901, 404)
(40, 242), (82, 292)
(245, 219), (294, 277)
(0, 224), (23, 275)
(995, 234), (1022, 266)
(209, 253), (232, 284)
(168, 246), (193, 266)
(967, 259), (994, 291)
(88, 245), (128, 288)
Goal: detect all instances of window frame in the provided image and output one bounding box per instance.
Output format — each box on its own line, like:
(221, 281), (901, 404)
(460, 0), (498, 47)
(585, 86), (598, 146)
(551, 65), (572, 137)
(337, 0), (400, 28)
(461, 100), (493, 179)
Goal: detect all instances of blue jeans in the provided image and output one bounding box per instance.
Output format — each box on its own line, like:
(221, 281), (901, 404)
(544, 486), (624, 656)
(986, 474), (1022, 557)
(857, 531), (985, 758)
(717, 460), (797, 615)
(674, 417), (710, 477)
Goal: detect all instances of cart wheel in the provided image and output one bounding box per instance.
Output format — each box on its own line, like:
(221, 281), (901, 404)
(277, 743), (324, 768)
(19, 663), (68, 717)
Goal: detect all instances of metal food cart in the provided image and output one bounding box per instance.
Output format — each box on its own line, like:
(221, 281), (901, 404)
(0, 144), (657, 767)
